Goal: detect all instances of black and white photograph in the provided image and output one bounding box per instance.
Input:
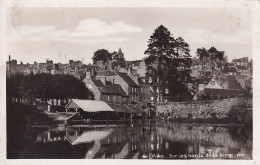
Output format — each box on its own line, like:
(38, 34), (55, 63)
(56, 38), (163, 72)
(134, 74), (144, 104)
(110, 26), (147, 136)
(0, 0), (259, 164)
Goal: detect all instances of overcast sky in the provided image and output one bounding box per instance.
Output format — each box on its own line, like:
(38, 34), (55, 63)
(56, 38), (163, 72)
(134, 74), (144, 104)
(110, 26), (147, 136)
(7, 7), (252, 64)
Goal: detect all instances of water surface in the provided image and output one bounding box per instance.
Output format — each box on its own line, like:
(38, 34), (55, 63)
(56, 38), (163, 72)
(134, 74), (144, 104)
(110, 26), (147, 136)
(7, 121), (252, 159)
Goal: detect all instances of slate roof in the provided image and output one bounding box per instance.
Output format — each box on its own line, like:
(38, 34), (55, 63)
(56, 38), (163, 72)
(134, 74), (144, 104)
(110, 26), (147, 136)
(116, 72), (139, 87)
(228, 81), (244, 90)
(198, 76), (212, 84)
(204, 88), (243, 97)
(99, 84), (128, 97)
(96, 70), (117, 76)
(92, 79), (105, 88)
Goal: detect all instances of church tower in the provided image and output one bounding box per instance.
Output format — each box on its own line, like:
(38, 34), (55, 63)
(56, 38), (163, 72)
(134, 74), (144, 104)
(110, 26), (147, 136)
(118, 48), (124, 59)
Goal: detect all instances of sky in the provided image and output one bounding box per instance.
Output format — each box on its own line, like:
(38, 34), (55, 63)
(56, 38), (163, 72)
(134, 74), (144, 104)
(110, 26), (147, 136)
(7, 7), (252, 64)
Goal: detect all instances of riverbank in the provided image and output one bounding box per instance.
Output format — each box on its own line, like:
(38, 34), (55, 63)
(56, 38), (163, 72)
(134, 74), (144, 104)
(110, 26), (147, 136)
(156, 98), (252, 125)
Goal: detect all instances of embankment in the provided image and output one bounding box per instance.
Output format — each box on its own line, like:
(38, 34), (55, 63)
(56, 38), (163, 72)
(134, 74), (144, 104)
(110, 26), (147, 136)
(156, 98), (252, 124)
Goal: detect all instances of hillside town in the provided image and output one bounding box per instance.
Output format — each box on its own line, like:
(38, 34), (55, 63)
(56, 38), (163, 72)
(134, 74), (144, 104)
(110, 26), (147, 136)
(6, 46), (253, 117)
(5, 6), (254, 160)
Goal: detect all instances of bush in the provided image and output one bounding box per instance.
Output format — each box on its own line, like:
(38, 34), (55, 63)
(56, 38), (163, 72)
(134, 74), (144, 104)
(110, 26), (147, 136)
(228, 100), (252, 124)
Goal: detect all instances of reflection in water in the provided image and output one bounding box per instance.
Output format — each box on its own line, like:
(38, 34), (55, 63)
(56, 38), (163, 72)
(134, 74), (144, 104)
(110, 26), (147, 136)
(14, 122), (252, 159)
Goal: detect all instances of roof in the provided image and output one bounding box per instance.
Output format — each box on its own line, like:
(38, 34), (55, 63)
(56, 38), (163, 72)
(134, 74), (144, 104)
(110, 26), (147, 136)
(116, 72), (139, 87)
(222, 66), (237, 73)
(198, 76), (212, 84)
(92, 79), (105, 88)
(99, 84), (128, 96)
(65, 99), (114, 112)
(204, 88), (244, 97)
(84, 65), (101, 71)
(227, 75), (237, 82)
(228, 81), (244, 90)
(96, 70), (117, 76)
(233, 57), (248, 62)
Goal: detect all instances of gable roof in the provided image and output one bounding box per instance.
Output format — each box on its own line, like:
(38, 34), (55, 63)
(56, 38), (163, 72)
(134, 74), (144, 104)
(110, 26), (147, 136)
(65, 99), (114, 112)
(116, 72), (139, 87)
(198, 76), (212, 84)
(96, 70), (117, 76)
(228, 81), (244, 90)
(99, 84), (128, 96)
(92, 79), (105, 88)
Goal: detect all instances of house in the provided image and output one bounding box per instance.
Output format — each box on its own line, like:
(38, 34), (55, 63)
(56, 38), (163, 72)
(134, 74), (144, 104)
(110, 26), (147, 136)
(95, 70), (140, 104)
(198, 76), (212, 92)
(221, 65), (237, 76)
(6, 56), (18, 75)
(236, 65), (249, 76)
(204, 77), (222, 89)
(227, 76), (244, 90)
(99, 84), (129, 104)
(232, 57), (250, 76)
(83, 72), (130, 104)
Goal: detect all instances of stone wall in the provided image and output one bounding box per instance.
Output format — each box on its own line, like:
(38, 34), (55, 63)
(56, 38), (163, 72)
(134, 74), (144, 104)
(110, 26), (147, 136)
(156, 98), (248, 119)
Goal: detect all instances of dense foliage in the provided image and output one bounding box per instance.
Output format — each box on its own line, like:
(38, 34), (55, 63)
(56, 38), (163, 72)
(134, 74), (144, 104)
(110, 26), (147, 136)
(7, 73), (93, 101)
(196, 47), (227, 62)
(228, 99), (252, 125)
(144, 25), (192, 101)
(92, 49), (112, 64)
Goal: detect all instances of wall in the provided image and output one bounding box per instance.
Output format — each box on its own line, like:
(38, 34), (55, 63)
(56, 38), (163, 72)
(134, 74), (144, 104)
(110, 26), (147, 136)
(83, 77), (101, 100)
(205, 78), (222, 89)
(156, 98), (248, 119)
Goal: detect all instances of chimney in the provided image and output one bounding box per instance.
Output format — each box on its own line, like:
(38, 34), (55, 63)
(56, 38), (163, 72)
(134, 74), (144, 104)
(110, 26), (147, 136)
(91, 67), (95, 76)
(117, 65), (120, 71)
(85, 71), (91, 78)
(9, 55), (10, 62)
(113, 79), (115, 84)
(108, 60), (112, 71)
(127, 67), (131, 76)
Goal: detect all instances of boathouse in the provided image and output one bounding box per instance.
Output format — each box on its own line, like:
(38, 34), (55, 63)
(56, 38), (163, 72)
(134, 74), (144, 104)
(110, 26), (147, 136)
(65, 99), (114, 113)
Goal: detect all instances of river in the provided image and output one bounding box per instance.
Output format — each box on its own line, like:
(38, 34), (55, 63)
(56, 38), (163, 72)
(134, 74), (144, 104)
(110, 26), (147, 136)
(7, 120), (252, 159)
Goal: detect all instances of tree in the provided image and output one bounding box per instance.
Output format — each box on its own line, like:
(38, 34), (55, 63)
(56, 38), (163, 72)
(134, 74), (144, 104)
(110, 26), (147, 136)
(196, 47), (209, 60)
(196, 47), (227, 62)
(144, 25), (192, 101)
(112, 51), (126, 69)
(92, 49), (112, 64)
(7, 73), (93, 105)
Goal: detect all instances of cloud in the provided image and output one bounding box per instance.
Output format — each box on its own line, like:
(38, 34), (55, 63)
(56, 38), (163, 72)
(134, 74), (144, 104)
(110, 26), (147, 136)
(8, 18), (143, 44)
(74, 19), (143, 37)
(182, 27), (251, 46)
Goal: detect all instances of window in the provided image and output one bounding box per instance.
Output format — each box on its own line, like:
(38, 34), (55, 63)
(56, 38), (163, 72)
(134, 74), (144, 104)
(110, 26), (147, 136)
(165, 88), (169, 94)
(151, 96), (154, 101)
(211, 81), (215, 85)
(107, 96), (110, 101)
(157, 77), (159, 83)
(149, 77), (152, 83)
